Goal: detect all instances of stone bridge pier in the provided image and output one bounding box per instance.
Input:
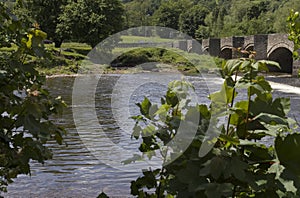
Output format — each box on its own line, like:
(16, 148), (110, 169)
(199, 34), (299, 76)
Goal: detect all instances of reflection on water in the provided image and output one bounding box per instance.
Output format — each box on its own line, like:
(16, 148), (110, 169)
(5, 73), (300, 197)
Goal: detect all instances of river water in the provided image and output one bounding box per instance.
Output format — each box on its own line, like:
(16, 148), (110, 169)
(5, 73), (300, 198)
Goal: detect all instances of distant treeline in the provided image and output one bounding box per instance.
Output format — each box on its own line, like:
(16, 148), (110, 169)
(3, 0), (300, 47)
(123, 0), (300, 39)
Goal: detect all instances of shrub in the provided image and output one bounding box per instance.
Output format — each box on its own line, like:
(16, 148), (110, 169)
(127, 50), (300, 197)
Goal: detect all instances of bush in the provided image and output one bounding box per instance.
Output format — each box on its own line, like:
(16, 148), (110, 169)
(127, 50), (300, 197)
(111, 47), (193, 68)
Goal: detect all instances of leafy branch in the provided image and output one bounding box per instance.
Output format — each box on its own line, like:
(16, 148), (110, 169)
(126, 50), (300, 197)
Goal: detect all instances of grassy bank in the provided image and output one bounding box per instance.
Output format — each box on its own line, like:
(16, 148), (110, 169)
(1, 36), (221, 76)
(120, 35), (174, 43)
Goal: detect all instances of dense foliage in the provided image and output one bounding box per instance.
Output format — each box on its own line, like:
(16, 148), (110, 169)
(111, 47), (194, 67)
(127, 50), (300, 197)
(24, 0), (68, 47)
(0, 1), (65, 194)
(287, 10), (300, 60)
(179, 5), (209, 38)
(123, 0), (300, 39)
(57, 0), (125, 47)
(4, 0), (300, 47)
(8, 0), (124, 48)
(4, 0), (300, 46)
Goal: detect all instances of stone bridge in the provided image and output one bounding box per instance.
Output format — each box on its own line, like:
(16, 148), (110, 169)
(175, 34), (300, 76)
(202, 34), (300, 75)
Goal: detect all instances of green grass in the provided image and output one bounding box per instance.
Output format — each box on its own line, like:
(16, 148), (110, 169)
(110, 47), (220, 73)
(120, 35), (175, 43)
(0, 43), (18, 52)
(1, 41), (221, 75)
(31, 42), (88, 75)
(45, 42), (92, 56)
(60, 42), (91, 49)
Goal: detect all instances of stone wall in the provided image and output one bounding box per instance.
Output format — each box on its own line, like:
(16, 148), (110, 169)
(195, 34), (298, 75)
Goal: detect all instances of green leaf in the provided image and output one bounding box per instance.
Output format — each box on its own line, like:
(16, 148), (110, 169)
(234, 100), (249, 112)
(229, 101), (249, 126)
(132, 125), (142, 139)
(250, 77), (272, 101)
(250, 97), (290, 119)
(223, 59), (243, 75)
(142, 124), (156, 136)
(149, 104), (158, 119)
(230, 156), (248, 181)
(273, 98), (290, 116)
(254, 60), (280, 71)
(253, 113), (289, 126)
(240, 59), (252, 70)
(177, 163), (200, 184)
(137, 97), (152, 118)
(209, 81), (236, 113)
(246, 145), (273, 162)
(166, 90), (179, 107)
(155, 103), (171, 121)
(198, 183), (233, 198)
(219, 134), (240, 145)
(198, 104), (210, 119)
(210, 156), (225, 180)
(275, 134), (300, 178)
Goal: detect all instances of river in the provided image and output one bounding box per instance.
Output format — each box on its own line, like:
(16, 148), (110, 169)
(5, 73), (300, 198)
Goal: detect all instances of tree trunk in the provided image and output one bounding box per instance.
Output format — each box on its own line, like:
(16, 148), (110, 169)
(54, 39), (63, 48)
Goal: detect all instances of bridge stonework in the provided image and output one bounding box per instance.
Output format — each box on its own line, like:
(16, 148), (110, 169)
(198, 34), (300, 75)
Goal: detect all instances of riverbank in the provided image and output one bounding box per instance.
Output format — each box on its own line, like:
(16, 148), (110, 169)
(38, 50), (218, 76)
(44, 65), (223, 79)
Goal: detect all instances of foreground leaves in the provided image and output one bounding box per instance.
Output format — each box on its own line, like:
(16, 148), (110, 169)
(0, 2), (66, 193)
(127, 54), (300, 197)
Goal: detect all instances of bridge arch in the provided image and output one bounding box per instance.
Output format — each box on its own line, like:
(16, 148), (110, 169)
(267, 42), (293, 57)
(202, 46), (209, 54)
(244, 43), (254, 52)
(267, 46), (293, 73)
(219, 46), (232, 59)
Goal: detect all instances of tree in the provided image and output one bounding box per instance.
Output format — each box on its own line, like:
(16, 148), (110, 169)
(0, 1), (65, 194)
(179, 5), (209, 38)
(218, 0), (275, 37)
(123, 0), (161, 28)
(287, 10), (300, 60)
(273, 0), (300, 33)
(152, 0), (192, 31)
(57, 0), (125, 48)
(23, 0), (68, 47)
(198, 0), (229, 38)
(195, 25), (210, 40)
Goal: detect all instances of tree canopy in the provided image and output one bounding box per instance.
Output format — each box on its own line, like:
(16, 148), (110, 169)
(24, 0), (68, 47)
(179, 5), (209, 38)
(123, 0), (300, 39)
(57, 0), (125, 47)
(5, 0), (300, 45)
